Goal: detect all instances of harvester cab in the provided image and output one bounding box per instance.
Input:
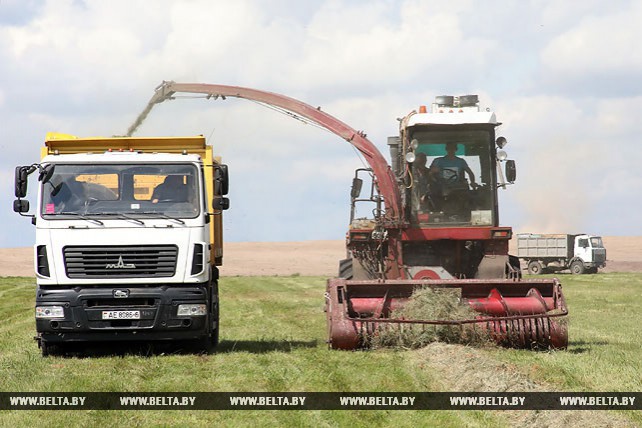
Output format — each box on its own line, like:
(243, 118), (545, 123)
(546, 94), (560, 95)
(344, 95), (519, 281)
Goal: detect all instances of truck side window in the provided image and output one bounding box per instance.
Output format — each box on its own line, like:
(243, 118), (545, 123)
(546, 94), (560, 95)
(578, 238), (589, 248)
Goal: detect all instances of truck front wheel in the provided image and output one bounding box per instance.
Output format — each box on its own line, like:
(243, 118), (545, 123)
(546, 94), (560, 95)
(528, 260), (544, 275)
(40, 340), (64, 357)
(211, 281), (220, 347)
(570, 260), (585, 275)
(200, 279), (219, 353)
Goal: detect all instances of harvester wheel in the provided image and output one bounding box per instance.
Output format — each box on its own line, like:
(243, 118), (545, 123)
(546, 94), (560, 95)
(338, 258), (369, 280)
(528, 260), (543, 275)
(508, 255), (522, 279)
(570, 260), (585, 275)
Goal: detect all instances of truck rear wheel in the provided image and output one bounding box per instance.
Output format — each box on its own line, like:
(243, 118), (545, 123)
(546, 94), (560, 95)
(570, 260), (585, 275)
(528, 260), (543, 275)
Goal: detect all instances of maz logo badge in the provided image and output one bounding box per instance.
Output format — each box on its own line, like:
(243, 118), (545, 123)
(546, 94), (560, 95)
(113, 289), (130, 298)
(105, 255), (136, 270)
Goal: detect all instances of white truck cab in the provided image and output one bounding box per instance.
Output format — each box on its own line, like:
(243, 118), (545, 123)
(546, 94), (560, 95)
(573, 234), (606, 273)
(14, 134), (229, 356)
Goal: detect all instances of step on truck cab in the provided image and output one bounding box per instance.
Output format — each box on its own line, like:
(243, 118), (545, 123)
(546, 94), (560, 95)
(13, 133), (230, 356)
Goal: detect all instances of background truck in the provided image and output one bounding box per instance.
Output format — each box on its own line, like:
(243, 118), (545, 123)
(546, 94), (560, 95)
(517, 233), (606, 275)
(13, 133), (230, 356)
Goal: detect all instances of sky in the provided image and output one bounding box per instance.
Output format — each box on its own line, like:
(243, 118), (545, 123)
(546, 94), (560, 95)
(1, 0), (641, 247)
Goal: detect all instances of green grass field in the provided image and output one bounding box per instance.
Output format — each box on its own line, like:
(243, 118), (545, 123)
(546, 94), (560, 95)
(0, 273), (640, 427)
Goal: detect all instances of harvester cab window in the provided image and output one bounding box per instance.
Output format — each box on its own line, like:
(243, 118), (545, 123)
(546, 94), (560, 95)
(41, 164), (200, 219)
(409, 129), (495, 227)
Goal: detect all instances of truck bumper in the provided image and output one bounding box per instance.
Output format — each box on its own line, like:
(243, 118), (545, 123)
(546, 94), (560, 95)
(35, 284), (210, 343)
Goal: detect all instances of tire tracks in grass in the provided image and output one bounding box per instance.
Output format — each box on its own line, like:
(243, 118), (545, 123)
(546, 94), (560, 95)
(411, 343), (636, 428)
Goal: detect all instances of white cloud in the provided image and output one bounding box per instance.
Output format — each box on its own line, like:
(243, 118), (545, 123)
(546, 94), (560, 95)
(594, 96), (642, 137)
(542, 4), (642, 72)
(539, 1), (642, 95)
(497, 92), (641, 235)
(292, 0), (496, 91)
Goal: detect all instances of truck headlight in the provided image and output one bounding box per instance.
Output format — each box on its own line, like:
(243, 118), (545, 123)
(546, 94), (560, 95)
(177, 304), (207, 316)
(36, 306), (65, 319)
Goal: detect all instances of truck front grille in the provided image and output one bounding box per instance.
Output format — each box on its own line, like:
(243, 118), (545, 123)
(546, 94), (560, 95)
(593, 249), (607, 264)
(63, 245), (178, 278)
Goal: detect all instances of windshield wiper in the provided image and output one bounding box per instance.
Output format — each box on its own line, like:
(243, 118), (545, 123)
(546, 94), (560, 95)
(57, 212), (104, 226)
(96, 213), (145, 225)
(138, 212), (186, 225)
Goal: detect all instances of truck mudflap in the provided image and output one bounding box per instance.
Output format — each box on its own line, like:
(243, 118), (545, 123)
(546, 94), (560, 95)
(35, 285), (211, 344)
(324, 278), (568, 350)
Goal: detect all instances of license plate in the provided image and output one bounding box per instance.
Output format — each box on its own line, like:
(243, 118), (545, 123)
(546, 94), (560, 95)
(102, 310), (140, 320)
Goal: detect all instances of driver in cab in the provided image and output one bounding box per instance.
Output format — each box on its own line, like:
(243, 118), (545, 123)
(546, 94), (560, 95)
(429, 142), (476, 189)
(424, 142), (477, 216)
(152, 175), (186, 204)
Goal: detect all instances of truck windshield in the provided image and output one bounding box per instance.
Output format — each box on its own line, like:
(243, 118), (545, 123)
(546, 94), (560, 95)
(590, 237), (603, 248)
(41, 164), (200, 219)
(409, 129), (495, 227)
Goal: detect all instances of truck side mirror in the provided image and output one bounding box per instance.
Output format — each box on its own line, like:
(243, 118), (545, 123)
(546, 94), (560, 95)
(15, 166), (29, 198)
(13, 199), (30, 213)
(350, 177), (363, 199)
(505, 160), (516, 183)
(214, 164), (229, 196)
(213, 197), (230, 211)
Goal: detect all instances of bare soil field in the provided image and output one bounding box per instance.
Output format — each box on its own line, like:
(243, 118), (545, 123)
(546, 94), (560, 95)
(0, 236), (639, 277)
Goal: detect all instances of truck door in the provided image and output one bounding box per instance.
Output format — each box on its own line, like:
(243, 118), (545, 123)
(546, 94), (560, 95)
(575, 237), (592, 262)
